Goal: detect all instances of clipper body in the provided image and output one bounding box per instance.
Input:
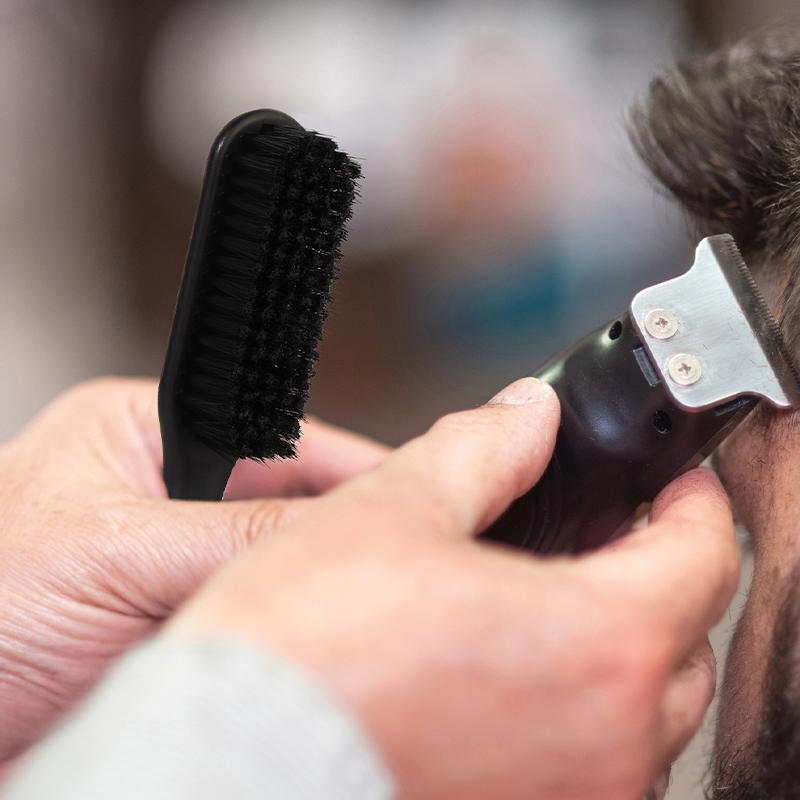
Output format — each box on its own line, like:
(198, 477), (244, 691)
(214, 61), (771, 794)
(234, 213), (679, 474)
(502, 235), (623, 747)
(483, 235), (800, 553)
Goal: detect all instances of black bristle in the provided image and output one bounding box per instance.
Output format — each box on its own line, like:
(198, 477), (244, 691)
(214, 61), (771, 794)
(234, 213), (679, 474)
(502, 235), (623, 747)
(177, 123), (361, 461)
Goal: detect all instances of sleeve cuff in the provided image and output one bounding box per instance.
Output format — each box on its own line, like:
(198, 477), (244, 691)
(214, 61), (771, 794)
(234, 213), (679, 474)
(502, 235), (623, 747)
(3, 635), (393, 800)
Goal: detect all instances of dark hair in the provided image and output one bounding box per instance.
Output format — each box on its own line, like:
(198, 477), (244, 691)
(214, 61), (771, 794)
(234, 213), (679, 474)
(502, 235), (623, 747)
(630, 32), (800, 354)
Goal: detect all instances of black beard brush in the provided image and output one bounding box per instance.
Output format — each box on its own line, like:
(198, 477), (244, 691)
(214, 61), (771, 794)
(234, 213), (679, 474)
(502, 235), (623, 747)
(158, 109), (361, 500)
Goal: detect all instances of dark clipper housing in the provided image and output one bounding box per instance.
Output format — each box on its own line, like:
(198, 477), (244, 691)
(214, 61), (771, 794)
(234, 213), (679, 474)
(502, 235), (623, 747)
(483, 235), (800, 554)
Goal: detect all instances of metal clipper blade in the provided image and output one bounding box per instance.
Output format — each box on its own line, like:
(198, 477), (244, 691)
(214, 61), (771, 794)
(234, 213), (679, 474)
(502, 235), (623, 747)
(630, 235), (800, 411)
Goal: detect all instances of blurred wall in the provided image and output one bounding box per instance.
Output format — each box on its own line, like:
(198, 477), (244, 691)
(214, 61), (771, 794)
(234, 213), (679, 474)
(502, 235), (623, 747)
(143, 0), (692, 444)
(0, 0), (179, 438)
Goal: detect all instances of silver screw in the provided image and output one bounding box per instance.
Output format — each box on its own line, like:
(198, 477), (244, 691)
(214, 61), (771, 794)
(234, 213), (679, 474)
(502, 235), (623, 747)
(644, 309), (679, 340)
(667, 353), (702, 386)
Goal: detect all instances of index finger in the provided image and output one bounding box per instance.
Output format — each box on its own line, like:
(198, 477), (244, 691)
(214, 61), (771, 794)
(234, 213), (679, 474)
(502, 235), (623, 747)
(226, 418), (390, 499)
(584, 469), (740, 662)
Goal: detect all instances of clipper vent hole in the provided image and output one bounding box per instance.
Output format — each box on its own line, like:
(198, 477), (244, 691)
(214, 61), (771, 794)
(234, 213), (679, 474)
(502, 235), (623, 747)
(653, 411), (672, 435)
(608, 321), (623, 340)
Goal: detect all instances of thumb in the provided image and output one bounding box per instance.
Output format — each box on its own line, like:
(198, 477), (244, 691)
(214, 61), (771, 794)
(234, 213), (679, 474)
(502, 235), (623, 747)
(320, 377), (560, 542)
(120, 496), (313, 614)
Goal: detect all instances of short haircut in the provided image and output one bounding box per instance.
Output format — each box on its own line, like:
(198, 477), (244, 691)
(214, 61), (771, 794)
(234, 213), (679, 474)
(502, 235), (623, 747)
(630, 31), (800, 356)
(630, 33), (800, 800)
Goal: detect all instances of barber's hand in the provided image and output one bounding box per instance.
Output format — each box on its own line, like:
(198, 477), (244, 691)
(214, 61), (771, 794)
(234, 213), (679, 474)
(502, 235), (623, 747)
(174, 377), (739, 800)
(0, 379), (387, 763)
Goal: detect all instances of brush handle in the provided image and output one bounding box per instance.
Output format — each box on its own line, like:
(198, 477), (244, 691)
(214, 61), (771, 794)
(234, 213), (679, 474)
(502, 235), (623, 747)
(162, 436), (235, 501)
(481, 313), (756, 553)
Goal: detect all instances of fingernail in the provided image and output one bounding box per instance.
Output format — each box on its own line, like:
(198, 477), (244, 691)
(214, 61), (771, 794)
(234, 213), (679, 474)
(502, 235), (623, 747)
(489, 377), (551, 406)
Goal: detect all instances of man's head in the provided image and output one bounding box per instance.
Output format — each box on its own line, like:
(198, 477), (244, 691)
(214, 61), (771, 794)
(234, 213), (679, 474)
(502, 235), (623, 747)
(631, 32), (800, 799)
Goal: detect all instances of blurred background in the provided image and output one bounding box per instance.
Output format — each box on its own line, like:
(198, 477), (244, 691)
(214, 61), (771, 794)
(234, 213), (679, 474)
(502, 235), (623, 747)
(0, 0), (790, 796)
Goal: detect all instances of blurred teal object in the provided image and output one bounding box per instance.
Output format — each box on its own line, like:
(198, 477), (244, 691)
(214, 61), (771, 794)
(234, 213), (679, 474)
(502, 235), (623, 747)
(418, 240), (569, 361)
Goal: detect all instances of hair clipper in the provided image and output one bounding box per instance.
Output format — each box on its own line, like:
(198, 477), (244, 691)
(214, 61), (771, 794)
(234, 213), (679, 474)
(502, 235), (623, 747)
(482, 235), (800, 553)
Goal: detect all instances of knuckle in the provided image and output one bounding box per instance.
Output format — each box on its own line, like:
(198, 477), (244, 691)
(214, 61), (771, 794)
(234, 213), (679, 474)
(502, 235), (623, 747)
(60, 377), (129, 404)
(51, 377), (156, 417)
(581, 609), (671, 702)
(77, 503), (142, 545)
(592, 650), (666, 735)
(684, 641), (716, 685)
(233, 501), (291, 547)
(659, 513), (739, 590)
(718, 547), (741, 597)
(363, 464), (465, 538)
(430, 409), (480, 438)
(428, 410), (516, 476)
(31, 503), (129, 578)
(431, 407), (503, 439)
(431, 406), (541, 467)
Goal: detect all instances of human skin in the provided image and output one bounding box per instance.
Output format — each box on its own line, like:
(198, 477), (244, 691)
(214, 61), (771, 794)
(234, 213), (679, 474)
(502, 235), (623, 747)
(173, 377), (740, 800)
(714, 410), (800, 781)
(0, 378), (388, 766)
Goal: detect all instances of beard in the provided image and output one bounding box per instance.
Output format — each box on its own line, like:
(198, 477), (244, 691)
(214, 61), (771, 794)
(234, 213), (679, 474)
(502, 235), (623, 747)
(710, 568), (800, 799)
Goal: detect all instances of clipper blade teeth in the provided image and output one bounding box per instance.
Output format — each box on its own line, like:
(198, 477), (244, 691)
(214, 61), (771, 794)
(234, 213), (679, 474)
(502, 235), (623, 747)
(717, 234), (800, 396)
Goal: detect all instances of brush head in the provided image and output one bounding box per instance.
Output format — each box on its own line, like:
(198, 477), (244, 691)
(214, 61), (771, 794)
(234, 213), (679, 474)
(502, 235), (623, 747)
(162, 110), (360, 473)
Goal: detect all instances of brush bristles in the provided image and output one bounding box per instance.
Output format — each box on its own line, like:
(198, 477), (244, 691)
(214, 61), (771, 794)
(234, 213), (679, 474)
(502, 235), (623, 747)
(179, 124), (360, 460)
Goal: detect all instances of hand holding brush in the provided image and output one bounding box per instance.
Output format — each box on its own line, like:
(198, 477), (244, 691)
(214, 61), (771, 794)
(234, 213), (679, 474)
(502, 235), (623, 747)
(0, 378), (387, 765)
